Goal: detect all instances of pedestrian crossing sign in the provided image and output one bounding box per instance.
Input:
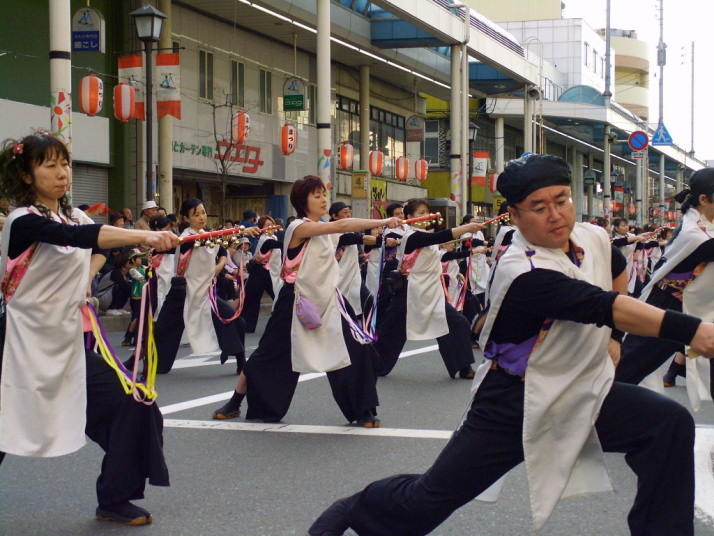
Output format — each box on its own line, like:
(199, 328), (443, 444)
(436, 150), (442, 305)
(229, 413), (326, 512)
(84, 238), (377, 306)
(652, 122), (673, 146)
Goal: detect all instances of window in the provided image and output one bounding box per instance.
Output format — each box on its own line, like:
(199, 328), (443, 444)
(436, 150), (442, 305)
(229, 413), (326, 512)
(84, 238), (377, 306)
(231, 61), (244, 107)
(260, 69), (272, 114)
(424, 119), (440, 166)
(199, 50), (213, 100)
(334, 95), (361, 168)
(592, 50), (597, 73)
(583, 42), (589, 66)
(369, 105), (406, 177)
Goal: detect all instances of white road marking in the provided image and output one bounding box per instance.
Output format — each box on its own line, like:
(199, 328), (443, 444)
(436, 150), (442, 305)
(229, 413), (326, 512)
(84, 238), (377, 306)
(171, 346), (258, 369)
(695, 427), (714, 526)
(160, 344), (440, 415)
(164, 418), (453, 439)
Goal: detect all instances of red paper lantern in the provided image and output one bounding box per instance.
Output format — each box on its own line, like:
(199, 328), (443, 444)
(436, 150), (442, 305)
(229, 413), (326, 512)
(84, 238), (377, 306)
(415, 158), (429, 183)
(79, 74), (103, 116)
(281, 123), (297, 155)
(628, 203), (636, 215)
(369, 150), (384, 176)
(113, 82), (136, 122)
(395, 156), (409, 181)
(232, 110), (250, 144)
(338, 142), (354, 170)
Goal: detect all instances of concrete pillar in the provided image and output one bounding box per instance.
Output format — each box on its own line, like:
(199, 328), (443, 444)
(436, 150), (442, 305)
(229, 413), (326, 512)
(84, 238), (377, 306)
(449, 45), (462, 219)
(494, 117), (505, 173)
(316, 0), (332, 197)
(523, 90), (533, 154)
(158, 0), (173, 213)
(659, 153), (666, 225)
(359, 65), (370, 215)
(49, 0), (73, 193)
(570, 147), (584, 221)
(461, 41), (469, 217)
(603, 125), (611, 218)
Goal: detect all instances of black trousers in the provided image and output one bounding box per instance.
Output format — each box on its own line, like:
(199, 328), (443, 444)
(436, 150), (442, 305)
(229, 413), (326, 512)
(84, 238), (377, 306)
(155, 277), (245, 374)
(375, 281), (474, 377)
(0, 351), (170, 507)
(245, 283), (379, 423)
(342, 369), (695, 536)
(242, 263), (275, 333)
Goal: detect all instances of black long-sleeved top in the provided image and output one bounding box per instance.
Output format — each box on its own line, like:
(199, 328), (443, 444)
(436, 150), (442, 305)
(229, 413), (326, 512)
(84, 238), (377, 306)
(7, 213), (103, 259)
(441, 250), (470, 262)
(404, 229), (483, 255)
(259, 238), (282, 254)
(337, 233), (363, 247)
(488, 245), (627, 346)
(663, 238), (714, 274)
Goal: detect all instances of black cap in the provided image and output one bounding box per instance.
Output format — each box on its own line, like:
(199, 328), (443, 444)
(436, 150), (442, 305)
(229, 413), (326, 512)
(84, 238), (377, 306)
(329, 202), (351, 216)
(497, 154), (571, 204)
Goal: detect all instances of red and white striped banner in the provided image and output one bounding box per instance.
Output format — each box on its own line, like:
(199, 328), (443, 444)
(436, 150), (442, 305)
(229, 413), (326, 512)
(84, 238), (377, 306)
(156, 53), (181, 120)
(117, 55), (145, 120)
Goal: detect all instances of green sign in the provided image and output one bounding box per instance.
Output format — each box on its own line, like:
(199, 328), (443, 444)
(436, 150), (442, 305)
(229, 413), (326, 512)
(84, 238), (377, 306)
(584, 177), (595, 186)
(283, 94), (305, 111)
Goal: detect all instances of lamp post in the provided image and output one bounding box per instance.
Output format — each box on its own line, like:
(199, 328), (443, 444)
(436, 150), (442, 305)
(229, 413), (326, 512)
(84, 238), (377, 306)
(467, 121), (479, 214)
(129, 5), (167, 202)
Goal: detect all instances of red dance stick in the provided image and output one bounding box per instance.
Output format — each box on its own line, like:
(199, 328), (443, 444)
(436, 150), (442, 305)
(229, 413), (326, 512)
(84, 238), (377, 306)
(403, 212), (443, 225)
(178, 225), (283, 244)
(481, 213), (510, 226)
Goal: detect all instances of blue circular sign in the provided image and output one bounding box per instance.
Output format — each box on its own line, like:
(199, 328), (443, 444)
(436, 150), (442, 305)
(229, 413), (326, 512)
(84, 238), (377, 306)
(628, 130), (649, 151)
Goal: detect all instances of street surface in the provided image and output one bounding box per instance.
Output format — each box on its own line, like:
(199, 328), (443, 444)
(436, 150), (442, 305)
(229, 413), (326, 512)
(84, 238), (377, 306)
(2, 318), (714, 536)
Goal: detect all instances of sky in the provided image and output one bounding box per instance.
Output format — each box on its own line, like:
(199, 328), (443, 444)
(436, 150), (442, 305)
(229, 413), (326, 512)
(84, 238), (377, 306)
(563, 0), (714, 161)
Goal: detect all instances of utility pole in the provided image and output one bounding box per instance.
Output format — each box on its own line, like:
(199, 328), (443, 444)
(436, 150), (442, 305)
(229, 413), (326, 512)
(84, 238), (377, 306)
(603, 0), (612, 101)
(690, 41), (695, 155)
(657, 0), (666, 225)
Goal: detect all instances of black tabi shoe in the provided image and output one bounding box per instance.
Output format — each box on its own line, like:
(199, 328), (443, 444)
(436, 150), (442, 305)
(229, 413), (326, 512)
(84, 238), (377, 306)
(458, 365), (475, 380)
(307, 497), (352, 536)
(96, 501), (152, 526)
(220, 352), (228, 365)
(212, 394), (243, 420)
(663, 362), (687, 387)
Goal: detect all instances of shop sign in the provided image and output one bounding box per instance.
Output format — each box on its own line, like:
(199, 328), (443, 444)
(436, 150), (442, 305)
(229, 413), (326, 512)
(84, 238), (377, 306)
(72, 7), (105, 53)
(283, 78), (306, 111)
(351, 170), (368, 198)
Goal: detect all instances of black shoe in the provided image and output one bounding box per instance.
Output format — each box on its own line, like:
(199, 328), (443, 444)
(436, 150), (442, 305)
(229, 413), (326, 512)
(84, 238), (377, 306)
(220, 352), (228, 365)
(212, 398), (242, 420)
(308, 497), (352, 536)
(663, 362), (686, 387)
(458, 365), (475, 380)
(96, 501), (152, 526)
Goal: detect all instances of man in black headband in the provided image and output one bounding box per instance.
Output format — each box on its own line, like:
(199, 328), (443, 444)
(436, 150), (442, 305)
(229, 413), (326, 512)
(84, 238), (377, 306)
(309, 154), (714, 536)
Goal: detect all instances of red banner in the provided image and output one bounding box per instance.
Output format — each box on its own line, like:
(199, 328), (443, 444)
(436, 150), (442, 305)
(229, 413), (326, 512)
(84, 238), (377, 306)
(117, 55), (145, 120)
(156, 53), (181, 120)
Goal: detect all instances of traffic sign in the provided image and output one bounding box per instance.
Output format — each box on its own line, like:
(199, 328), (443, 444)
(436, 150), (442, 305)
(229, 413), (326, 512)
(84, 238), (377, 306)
(631, 151), (646, 159)
(283, 77), (306, 111)
(652, 122), (673, 146)
(628, 130), (649, 151)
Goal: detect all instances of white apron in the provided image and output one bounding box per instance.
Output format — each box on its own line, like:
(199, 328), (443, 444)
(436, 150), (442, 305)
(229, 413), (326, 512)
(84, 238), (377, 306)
(256, 233), (283, 298)
(180, 228), (220, 356)
(639, 208), (714, 409)
(443, 257), (461, 305)
(154, 251), (176, 318)
(399, 228), (448, 340)
(285, 220), (350, 373)
(336, 239), (362, 315)
(365, 247), (381, 298)
(464, 230), (489, 294)
(477, 223), (615, 530)
(0, 207), (92, 457)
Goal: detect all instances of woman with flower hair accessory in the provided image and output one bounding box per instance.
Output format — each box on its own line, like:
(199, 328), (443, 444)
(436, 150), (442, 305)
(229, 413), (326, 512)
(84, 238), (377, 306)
(0, 132), (178, 526)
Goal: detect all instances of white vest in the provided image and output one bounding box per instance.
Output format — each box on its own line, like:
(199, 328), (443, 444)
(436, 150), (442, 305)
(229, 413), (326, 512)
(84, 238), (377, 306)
(477, 223), (615, 530)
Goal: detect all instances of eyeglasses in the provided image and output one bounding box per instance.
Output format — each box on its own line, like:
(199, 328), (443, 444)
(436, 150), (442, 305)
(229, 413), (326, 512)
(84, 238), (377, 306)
(513, 197), (573, 217)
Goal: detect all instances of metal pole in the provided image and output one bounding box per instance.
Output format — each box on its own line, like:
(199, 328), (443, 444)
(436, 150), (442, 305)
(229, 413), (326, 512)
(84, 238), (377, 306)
(494, 117), (505, 173)
(603, 125), (611, 217)
(158, 0), (173, 212)
(144, 40), (154, 202)
(657, 0), (666, 126)
(603, 0), (612, 101)
(690, 41), (695, 155)
(571, 148), (584, 221)
(49, 0), (73, 194)
(360, 65), (371, 216)
(450, 45), (462, 220)
(316, 0), (332, 197)
(635, 157), (643, 226)
(659, 153), (666, 225)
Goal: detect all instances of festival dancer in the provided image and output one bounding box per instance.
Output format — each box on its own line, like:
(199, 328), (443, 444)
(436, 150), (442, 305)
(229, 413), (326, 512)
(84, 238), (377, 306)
(0, 133), (175, 525)
(374, 199), (479, 379)
(242, 215), (283, 333)
(308, 154), (710, 536)
(212, 176), (400, 427)
(153, 198), (260, 374)
(489, 201), (515, 263)
(611, 217), (649, 295)
(616, 168), (714, 408)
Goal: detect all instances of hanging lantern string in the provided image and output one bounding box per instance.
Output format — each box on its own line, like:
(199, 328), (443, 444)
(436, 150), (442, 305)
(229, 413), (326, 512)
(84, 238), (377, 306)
(178, 224), (282, 244)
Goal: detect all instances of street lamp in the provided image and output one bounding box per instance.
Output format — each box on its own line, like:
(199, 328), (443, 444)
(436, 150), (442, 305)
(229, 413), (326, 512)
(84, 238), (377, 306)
(129, 4), (167, 202)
